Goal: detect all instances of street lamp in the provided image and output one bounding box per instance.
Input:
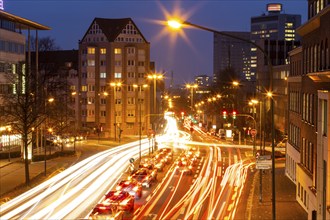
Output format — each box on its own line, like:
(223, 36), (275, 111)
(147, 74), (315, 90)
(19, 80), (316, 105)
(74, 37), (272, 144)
(167, 19), (276, 219)
(186, 83), (198, 112)
(110, 82), (122, 141)
(147, 73), (163, 131)
(133, 84), (148, 164)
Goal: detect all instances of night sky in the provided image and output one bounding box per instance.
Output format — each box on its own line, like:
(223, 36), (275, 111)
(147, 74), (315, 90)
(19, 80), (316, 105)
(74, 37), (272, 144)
(4, 0), (307, 86)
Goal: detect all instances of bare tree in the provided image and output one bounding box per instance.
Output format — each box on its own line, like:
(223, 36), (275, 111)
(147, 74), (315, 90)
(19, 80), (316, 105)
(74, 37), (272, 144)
(28, 36), (61, 52)
(2, 61), (48, 186)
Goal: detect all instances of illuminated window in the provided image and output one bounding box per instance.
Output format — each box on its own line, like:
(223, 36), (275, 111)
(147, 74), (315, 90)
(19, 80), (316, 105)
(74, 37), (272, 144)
(100, 48), (106, 54)
(115, 72), (122, 78)
(100, 72), (106, 78)
(87, 60), (95, 66)
(114, 48), (122, 54)
(87, 47), (95, 54)
(251, 47), (257, 51)
(81, 85), (87, 92)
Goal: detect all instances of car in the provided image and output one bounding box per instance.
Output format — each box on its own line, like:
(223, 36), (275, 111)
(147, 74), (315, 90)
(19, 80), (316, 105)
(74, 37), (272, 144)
(115, 179), (142, 198)
(88, 204), (124, 220)
(276, 138), (288, 148)
(102, 191), (134, 212)
(129, 168), (157, 188)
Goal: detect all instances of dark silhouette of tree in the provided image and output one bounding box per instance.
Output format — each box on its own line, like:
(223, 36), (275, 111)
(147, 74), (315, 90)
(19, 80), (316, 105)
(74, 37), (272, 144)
(28, 36), (61, 52)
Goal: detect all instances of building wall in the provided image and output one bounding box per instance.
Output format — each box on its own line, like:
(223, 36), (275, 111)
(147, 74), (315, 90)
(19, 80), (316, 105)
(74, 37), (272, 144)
(288, 3), (330, 219)
(78, 19), (151, 138)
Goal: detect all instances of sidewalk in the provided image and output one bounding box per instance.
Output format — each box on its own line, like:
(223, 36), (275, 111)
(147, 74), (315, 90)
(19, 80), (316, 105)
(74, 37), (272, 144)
(247, 158), (307, 220)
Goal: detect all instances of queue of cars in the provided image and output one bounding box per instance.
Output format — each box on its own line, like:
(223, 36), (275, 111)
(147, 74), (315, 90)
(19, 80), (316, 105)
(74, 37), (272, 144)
(89, 147), (174, 219)
(175, 148), (200, 175)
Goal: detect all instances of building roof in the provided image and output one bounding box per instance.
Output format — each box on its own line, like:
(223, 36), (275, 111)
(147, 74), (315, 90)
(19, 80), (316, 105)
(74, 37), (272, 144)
(0, 10), (50, 30)
(81, 17), (148, 43)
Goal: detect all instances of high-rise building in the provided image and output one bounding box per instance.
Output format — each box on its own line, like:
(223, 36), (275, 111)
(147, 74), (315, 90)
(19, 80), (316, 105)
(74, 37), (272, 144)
(250, 3), (301, 84)
(77, 18), (151, 139)
(286, 1), (330, 219)
(213, 31), (251, 83)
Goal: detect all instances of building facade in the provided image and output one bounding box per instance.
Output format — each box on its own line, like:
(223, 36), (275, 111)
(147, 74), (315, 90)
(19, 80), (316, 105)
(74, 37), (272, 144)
(213, 31), (251, 83)
(77, 18), (151, 139)
(286, 1), (330, 219)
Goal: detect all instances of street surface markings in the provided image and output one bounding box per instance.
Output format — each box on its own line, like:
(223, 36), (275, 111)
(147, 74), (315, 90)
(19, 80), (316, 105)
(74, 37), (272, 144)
(180, 207), (185, 215)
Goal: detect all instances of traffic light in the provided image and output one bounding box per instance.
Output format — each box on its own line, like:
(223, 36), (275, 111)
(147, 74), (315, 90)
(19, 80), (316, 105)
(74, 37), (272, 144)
(222, 110), (227, 119)
(233, 111), (237, 119)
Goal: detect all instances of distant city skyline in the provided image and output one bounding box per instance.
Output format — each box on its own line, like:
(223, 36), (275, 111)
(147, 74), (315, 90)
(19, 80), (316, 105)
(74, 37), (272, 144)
(4, 0), (307, 85)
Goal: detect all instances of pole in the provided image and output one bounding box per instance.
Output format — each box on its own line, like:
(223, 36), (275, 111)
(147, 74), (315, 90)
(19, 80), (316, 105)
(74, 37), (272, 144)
(139, 89), (142, 164)
(43, 128), (46, 176)
(191, 88), (193, 110)
(114, 87), (117, 141)
(153, 78), (156, 131)
(8, 131), (11, 162)
(259, 101), (263, 202)
(271, 98), (276, 219)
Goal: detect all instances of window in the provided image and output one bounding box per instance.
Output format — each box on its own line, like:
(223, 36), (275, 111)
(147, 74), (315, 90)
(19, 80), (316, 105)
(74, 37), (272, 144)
(81, 85), (87, 92)
(127, 110), (135, 117)
(88, 85), (95, 92)
(128, 72), (135, 78)
(100, 72), (106, 78)
(100, 60), (106, 66)
(115, 72), (122, 78)
(127, 47), (135, 54)
(115, 99), (122, 104)
(100, 48), (106, 54)
(322, 100), (328, 136)
(138, 72), (145, 78)
(101, 111), (106, 117)
(88, 110), (95, 116)
(88, 72), (95, 78)
(127, 97), (135, 104)
(100, 99), (106, 105)
(127, 60), (135, 66)
(127, 85), (134, 92)
(138, 61), (145, 66)
(88, 60), (95, 66)
(87, 47), (95, 54)
(114, 48), (122, 54)
(88, 97), (95, 104)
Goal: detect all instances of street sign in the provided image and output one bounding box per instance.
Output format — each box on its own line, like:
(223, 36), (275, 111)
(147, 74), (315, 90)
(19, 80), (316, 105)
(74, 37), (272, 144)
(256, 157), (272, 170)
(129, 158), (135, 163)
(251, 129), (257, 137)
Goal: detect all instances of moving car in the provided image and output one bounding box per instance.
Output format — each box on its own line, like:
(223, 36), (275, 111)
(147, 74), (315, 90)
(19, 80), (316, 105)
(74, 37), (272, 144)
(88, 204), (124, 220)
(103, 191), (134, 212)
(129, 168), (157, 188)
(115, 179), (142, 198)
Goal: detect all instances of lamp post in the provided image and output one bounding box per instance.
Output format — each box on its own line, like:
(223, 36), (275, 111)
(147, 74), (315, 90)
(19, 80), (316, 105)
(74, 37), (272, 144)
(186, 83), (198, 112)
(110, 82), (122, 141)
(7, 126), (12, 162)
(167, 19), (276, 219)
(147, 74), (163, 131)
(133, 84), (148, 164)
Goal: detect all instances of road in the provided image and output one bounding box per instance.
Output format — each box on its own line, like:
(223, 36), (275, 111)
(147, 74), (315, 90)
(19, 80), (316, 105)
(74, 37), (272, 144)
(0, 115), (255, 219)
